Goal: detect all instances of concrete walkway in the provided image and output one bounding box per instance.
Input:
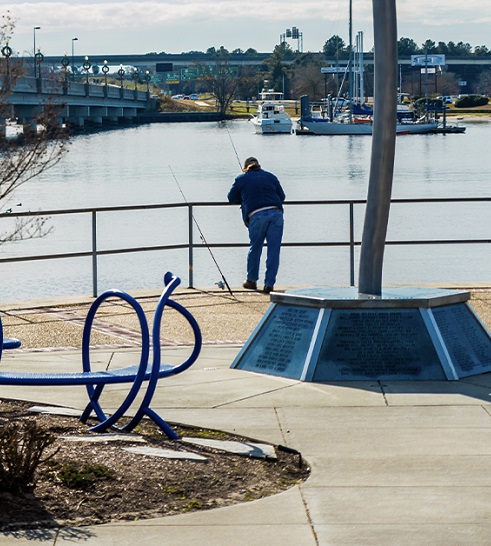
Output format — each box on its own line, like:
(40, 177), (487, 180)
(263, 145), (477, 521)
(1, 288), (491, 545)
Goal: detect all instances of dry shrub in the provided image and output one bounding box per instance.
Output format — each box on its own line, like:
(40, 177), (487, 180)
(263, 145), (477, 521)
(0, 421), (57, 494)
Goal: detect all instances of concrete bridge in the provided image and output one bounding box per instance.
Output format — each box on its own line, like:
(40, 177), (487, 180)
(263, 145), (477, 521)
(1, 75), (152, 133)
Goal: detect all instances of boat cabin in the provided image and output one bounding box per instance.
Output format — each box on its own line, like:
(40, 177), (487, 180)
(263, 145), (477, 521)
(259, 89), (284, 102)
(260, 103), (286, 118)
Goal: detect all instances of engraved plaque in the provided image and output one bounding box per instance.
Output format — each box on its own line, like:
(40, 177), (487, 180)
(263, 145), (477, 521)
(432, 304), (491, 377)
(232, 288), (490, 382)
(234, 305), (320, 379)
(314, 309), (446, 380)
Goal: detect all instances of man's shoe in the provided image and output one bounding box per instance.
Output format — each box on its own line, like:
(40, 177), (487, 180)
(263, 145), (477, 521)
(263, 285), (274, 294)
(242, 279), (257, 290)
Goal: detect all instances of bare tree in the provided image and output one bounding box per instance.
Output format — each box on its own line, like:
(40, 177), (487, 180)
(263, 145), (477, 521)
(437, 71), (461, 95)
(0, 13), (68, 244)
(199, 59), (238, 116)
(476, 69), (491, 96)
(291, 62), (325, 101)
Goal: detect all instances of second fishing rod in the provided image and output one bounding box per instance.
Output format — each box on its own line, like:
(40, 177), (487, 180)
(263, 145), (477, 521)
(169, 166), (235, 298)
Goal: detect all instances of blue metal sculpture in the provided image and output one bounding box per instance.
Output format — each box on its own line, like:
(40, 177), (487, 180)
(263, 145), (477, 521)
(1, 337), (21, 351)
(0, 272), (202, 439)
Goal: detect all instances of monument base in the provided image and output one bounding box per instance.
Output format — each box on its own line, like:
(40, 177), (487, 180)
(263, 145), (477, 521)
(231, 287), (491, 381)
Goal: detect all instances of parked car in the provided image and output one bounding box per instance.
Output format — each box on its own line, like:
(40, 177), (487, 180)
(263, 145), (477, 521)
(171, 94), (184, 99)
(189, 94), (199, 100)
(437, 96), (454, 104)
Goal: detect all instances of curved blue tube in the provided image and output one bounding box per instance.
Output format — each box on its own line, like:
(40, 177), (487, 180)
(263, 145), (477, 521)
(81, 289), (151, 431)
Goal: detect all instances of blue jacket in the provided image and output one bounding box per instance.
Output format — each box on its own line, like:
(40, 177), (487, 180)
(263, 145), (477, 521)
(227, 168), (285, 225)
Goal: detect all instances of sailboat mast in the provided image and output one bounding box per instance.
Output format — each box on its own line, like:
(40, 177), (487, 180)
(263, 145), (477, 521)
(348, 0), (353, 121)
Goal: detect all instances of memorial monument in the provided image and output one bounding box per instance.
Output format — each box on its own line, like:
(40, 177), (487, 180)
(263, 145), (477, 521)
(231, 0), (491, 381)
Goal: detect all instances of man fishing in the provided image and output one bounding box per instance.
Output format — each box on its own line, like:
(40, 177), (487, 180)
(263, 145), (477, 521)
(227, 157), (285, 294)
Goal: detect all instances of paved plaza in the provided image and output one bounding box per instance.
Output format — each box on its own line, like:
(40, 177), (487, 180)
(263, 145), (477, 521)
(1, 285), (491, 545)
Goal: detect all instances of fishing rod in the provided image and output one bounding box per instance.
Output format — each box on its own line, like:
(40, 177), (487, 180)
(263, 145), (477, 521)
(225, 124), (243, 170)
(169, 165), (235, 298)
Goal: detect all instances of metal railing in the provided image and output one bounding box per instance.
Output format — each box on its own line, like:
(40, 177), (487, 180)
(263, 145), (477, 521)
(0, 197), (490, 297)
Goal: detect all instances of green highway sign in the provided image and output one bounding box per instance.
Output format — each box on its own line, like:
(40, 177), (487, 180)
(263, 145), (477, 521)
(198, 65), (217, 77)
(165, 71), (180, 83)
(181, 67), (198, 81)
(199, 65), (239, 78)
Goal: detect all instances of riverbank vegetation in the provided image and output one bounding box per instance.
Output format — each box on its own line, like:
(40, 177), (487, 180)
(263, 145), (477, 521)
(155, 35), (491, 109)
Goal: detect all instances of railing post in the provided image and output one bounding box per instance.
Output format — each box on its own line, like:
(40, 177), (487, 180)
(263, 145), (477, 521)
(92, 211), (98, 297)
(350, 202), (355, 286)
(188, 204), (194, 288)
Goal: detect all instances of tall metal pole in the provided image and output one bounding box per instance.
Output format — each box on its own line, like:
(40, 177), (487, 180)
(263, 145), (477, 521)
(424, 49), (429, 120)
(33, 27), (40, 77)
(71, 37), (78, 81)
(358, 0), (398, 296)
(348, 0), (353, 121)
(358, 31), (365, 103)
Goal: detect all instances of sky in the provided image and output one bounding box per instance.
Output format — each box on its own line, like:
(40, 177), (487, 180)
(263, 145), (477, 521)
(2, 1), (491, 58)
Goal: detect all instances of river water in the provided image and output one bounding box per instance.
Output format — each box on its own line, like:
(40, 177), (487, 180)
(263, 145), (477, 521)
(1, 119), (490, 301)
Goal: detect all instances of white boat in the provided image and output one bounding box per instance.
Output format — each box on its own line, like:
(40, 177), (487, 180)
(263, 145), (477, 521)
(251, 102), (293, 134)
(296, 98), (438, 135)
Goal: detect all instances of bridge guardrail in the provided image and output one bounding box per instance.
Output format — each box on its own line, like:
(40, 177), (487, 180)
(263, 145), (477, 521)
(3, 76), (149, 104)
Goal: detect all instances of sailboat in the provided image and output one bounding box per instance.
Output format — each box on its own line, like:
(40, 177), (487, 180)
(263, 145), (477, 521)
(296, 0), (438, 136)
(296, 96), (438, 135)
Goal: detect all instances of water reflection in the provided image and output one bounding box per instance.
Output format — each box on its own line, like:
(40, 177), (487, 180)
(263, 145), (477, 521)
(1, 121), (490, 300)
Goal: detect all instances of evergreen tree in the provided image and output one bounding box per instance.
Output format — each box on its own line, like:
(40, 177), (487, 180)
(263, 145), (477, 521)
(398, 37), (419, 56)
(262, 43), (294, 94)
(474, 45), (490, 56)
(421, 40), (437, 53)
(323, 35), (346, 57)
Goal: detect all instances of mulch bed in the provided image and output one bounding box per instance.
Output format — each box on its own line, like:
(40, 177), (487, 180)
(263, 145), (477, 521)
(0, 398), (309, 530)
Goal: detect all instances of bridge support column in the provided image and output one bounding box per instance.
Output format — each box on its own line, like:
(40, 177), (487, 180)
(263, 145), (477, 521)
(0, 116), (7, 140)
(122, 107), (137, 124)
(45, 116), (64, 138)
(66, 106), (90, 131)
(88, 106), (106, 128)
(22, 120), (38, 139)
(67, 105), (90, 119)
(105, 106), (124, 126)
(66, 117), (85, 131)
(14, 105), (41, 123)
(87, 116), (103, 128)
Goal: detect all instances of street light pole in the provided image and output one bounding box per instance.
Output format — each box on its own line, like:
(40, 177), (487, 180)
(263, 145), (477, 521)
(83, 55), (91, 84)
(118, 64), (125, 87)
(34, 48), (44, 79)
(71, 37), (78, 81)
(33, 26), (40, 77)
(102, 60), (109, 97)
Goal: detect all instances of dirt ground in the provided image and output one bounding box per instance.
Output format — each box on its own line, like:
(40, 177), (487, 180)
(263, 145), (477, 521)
(0, 398), (309, 531)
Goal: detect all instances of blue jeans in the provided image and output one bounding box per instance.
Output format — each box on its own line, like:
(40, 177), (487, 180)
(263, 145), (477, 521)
(247, 209), (284, 287)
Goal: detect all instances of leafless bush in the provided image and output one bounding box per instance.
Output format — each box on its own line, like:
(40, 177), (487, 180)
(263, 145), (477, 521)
(0, 421), (58, 494)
